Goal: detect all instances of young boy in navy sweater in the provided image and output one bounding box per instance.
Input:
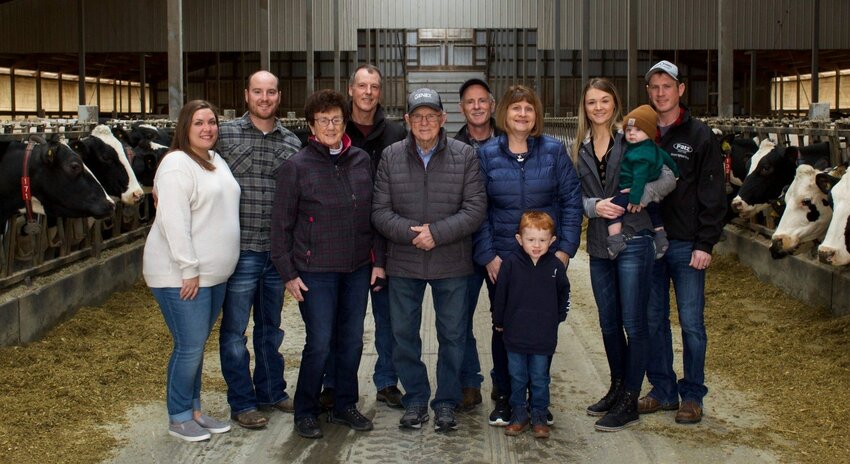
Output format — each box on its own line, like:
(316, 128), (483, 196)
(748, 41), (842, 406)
(493, 211), (570, 439)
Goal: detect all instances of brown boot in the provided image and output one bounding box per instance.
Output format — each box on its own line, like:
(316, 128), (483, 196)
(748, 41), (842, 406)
(637, 395), (679, 414)
(675, 400), (703, 424)
(459, 387), (483, 411)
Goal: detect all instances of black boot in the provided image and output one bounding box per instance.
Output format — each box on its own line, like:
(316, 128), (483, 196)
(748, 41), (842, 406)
(586, 378), (624, 417)
(594, 390), (639, 432)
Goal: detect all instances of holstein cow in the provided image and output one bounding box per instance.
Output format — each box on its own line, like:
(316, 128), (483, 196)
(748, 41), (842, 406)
(731, 140), (831, 218)
(769, 164), (845, 259)
(817, 173), (850, 266)
(71, 125), (144, 205)
(717, 131), (759, 224)
(0, 137), (115, 229)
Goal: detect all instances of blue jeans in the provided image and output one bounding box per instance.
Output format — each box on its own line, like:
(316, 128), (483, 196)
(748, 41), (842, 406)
(219, 251), (288, 414)
(460, 267), (485, 389)
(506, 351), (550, 424)
(323, 274), (398, 392)
(589, 234), (655, 393)
(152, 284), (226, 423)
(294, 266), (370, 419)
(390, 276), (468, 410)
(646, 239), (709, 404)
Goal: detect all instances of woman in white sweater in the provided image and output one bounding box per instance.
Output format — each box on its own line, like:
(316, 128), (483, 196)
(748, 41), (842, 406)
(143, 100), (241, 442)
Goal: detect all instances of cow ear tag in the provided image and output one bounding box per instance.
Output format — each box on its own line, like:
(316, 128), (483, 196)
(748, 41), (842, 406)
(23, 222), (41, 235)
(46, 148), (54, 163)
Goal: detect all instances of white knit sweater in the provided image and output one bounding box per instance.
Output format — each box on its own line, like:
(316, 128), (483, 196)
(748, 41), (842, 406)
(143, 150), (241, 288)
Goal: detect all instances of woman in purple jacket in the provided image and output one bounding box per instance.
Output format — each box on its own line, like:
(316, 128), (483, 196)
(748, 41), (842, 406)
(271, 89), (383, 439)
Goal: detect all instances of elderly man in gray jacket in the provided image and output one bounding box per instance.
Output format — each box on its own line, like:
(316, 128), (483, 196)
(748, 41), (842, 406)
(372, 88), (487, 433)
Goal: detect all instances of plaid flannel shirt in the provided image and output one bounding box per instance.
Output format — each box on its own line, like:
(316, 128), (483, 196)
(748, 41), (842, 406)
(217, 112), (301, 252)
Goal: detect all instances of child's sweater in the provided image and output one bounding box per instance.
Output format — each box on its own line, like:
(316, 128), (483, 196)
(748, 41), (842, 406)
(492, 250), (570, 355)
(619, 139), (679, 205)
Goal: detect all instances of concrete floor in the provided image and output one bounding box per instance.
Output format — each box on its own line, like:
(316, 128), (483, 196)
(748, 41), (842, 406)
(106, 251), (780, 464)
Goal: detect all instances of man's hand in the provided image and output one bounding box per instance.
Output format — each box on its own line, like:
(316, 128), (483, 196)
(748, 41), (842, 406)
(410, 224), (435, 250)
(285, 277), (309, 302)
(690, 250), (712, 270)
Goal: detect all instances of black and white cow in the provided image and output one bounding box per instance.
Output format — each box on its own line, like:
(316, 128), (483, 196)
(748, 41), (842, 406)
(0, 137), (115, 229)
(817, 173), (850, 266)
(71, 125), (144, 205)
(769, 164), (845, 259)
(112, 125), (170, 188)
(731, 140), (831, 218)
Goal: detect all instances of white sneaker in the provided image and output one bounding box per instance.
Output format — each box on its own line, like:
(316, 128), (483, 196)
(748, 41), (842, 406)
(169, 420), (211, 442)
(195, 414), (232, 434)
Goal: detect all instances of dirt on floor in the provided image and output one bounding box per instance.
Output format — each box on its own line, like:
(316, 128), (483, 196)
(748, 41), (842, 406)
(0, 254), (848, 463)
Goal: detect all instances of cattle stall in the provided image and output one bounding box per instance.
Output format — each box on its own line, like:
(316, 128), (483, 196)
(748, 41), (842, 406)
(706, 117), (850, 316)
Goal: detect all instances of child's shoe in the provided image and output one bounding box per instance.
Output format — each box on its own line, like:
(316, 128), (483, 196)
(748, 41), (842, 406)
(606, 233), (627, 260)
(532, 423), (550, 439)
(504, 419), (529, 436)
(654, 230), (669, 259)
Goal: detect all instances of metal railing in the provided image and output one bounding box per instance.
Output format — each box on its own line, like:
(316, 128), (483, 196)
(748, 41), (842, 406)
(542, 117), (579, 150)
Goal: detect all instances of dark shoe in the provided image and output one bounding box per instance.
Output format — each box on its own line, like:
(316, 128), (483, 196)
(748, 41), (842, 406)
(295, 416), (323, 439)
(532, 424), (550, 439)
(329, 405), (374, 431)
(268, 397), (294, 413)
(595, 390), (640, 432)
(675, 400), (703, 424)
(231, 409), (268, 429)
(459, 387), (483, 411)
(586, 378), (624, 417)
(376, 386), (403, 409)
(434, 406), (458, 433)
(319, 388), (335, 411)
(546, 410), (555, 426)
(488, 395), (511, 427)
(637, 395), (679, 414)
(504, 419), (529, 436)
(606, 233), (627, 260)
(399, 406), (429, 430)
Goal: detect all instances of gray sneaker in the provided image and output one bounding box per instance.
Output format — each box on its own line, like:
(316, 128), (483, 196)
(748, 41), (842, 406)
(195, 414), (231, 434)
(169, 420), (211, 442)
(399, 406), (429, 429)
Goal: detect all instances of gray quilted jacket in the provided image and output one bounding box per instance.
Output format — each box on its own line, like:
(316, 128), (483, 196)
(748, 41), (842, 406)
(372, 128), (487, 279)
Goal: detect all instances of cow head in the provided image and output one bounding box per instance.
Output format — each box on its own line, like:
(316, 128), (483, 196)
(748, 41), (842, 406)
(732, 141), (798, 218)
(72, 125), (144, 205)
(4, 139), (116, 222)
(817, 172), (850, 266)
(770, 165), (836, 259)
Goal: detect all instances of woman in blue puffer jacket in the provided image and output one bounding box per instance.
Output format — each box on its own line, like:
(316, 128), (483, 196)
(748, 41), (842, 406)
(473, 84), (582, 428)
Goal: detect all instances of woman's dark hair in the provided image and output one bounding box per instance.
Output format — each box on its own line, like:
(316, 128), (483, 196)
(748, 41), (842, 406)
(169, 99), (219, 171)
(494, 85), (544, 138)
(304, 89), (350, 124)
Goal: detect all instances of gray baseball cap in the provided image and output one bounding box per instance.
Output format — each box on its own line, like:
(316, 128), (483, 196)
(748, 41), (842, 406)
(645, 60), (680, 82)
(407, 88), (443, 113)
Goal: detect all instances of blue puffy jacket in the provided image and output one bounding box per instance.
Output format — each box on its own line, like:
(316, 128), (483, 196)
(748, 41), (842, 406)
(473, 134), (583, 267)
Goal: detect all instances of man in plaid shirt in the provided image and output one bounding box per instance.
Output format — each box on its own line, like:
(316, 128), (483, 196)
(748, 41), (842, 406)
(217, 70), (301, 430)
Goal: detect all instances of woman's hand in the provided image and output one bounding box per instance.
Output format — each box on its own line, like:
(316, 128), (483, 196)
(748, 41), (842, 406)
(555, 250), (570, 268)
(285, 277), (309, 302)
(595, 197), (626, 219)
(486, 256), (503, 284)
(370, 267), (386, 292)
(180, 276), (199, 300)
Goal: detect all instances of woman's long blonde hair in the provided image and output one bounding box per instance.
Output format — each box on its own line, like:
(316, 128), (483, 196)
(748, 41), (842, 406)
(572, 78), (623, 164)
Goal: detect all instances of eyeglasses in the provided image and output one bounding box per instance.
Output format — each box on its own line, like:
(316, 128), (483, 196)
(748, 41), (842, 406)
(409, 113), (442, 123)
(314, 117), (344, 127)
